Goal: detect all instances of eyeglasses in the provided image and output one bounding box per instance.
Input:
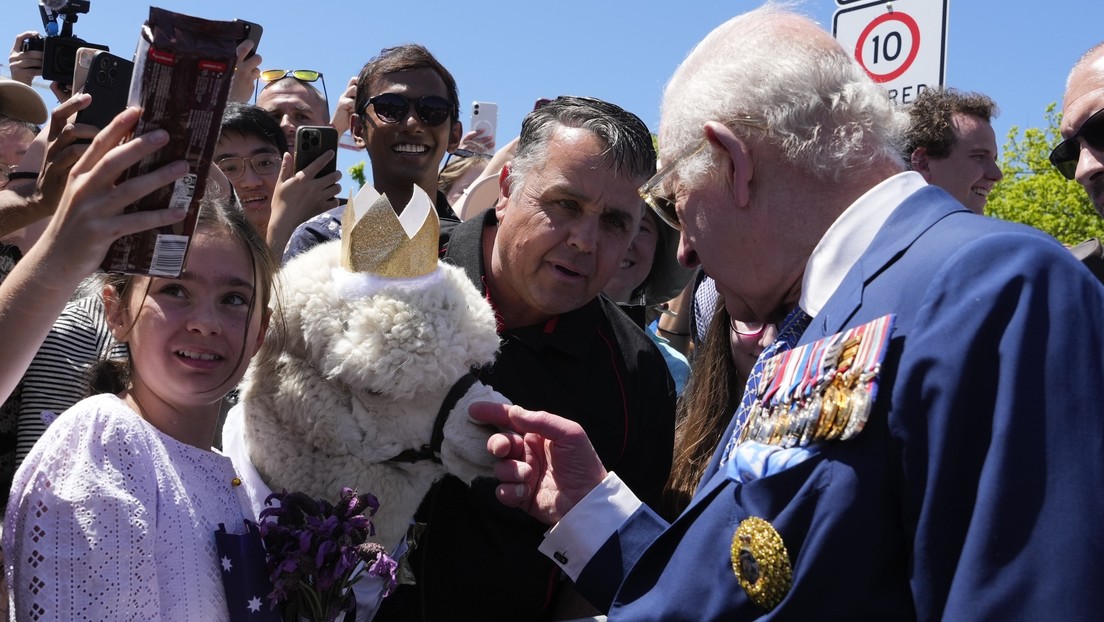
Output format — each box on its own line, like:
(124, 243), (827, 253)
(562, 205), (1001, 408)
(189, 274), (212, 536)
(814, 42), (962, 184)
(1050, 107), (1104, 180)
(442, 148), (491, 169)
(216, 153), (281, 180)
(0, 163), (13, 187)
(730, 318), (766, 338)
(639, 117), (768, 231)
(361, 93), (454, 127)
(639, 139), (709, 231)
(258, 69), (328, 103)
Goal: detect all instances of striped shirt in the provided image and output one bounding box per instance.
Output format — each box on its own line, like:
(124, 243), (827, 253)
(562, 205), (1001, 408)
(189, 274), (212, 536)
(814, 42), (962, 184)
(15, 295), (125, 466)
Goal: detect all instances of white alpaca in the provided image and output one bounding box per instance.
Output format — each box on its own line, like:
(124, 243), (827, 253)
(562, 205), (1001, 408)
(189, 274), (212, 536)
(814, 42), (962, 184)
(227, 236), (507, 553)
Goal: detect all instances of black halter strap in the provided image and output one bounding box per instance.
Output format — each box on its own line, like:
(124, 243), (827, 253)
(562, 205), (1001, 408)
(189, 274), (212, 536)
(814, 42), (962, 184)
(386, 372), (478, 464)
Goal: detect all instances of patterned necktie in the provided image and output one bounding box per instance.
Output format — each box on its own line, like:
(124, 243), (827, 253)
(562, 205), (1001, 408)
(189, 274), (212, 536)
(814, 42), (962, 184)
(718, 306), (813, 466)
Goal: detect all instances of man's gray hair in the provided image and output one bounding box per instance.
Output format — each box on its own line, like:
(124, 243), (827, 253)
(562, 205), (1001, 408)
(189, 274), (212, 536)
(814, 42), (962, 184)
(508, 96), (656, 194)
(659, 4), (907, 186)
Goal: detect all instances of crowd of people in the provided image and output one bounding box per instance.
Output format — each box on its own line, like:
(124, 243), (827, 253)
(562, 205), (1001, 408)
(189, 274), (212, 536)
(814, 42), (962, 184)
(1, 4), (1103, 621)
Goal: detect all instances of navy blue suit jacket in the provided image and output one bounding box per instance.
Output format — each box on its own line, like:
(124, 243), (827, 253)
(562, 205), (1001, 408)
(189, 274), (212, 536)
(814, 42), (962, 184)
(575, 187), (1104, 620)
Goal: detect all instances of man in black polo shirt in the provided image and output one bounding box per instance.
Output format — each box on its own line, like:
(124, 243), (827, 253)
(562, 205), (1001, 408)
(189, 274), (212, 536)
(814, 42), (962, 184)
(283, 44), (462, 261)
(374, 97), (676, 621)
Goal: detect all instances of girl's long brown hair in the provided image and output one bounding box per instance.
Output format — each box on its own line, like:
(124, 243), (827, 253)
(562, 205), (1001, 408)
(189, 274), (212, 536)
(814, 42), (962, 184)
(660, 298), (747, 521)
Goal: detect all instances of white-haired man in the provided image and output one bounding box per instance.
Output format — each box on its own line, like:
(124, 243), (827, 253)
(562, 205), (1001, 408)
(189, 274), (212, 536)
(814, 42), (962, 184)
(471, 5), (1104, 619)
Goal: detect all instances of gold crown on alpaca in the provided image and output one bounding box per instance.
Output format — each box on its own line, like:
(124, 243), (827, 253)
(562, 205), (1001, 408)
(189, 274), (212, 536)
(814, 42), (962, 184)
(340, 184), (440, 278)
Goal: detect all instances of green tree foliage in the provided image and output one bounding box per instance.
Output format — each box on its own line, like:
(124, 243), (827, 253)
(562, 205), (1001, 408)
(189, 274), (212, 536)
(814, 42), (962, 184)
(348, 161), (366, 189)
(986, 103), (1104, 245)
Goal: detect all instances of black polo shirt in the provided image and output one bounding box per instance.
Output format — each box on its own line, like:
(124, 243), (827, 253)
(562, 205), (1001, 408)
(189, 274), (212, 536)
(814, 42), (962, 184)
(375, 208), (676, 621)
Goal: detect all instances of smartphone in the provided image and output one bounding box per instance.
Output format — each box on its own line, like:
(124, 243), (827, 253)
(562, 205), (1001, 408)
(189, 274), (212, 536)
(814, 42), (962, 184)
(235, 19), (263, 59)
(294, 125), (338, 179)
(71, 47), (101, 94)
(75, 51), (134, 132)
(469, 101), (498, 145)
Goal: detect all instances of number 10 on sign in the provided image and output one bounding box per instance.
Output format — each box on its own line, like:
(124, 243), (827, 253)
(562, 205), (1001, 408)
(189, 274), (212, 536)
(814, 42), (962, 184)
(833, 0), (949, 104)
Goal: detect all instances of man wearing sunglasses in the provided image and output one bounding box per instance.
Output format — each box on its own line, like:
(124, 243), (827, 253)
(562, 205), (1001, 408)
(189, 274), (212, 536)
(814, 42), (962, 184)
(255, 69), (332, 148)
(283, 45), (463, 262)
(905, 87), (1003, 214)
(467, 7), (1104, 620)
(1056, 42), (1104, 215)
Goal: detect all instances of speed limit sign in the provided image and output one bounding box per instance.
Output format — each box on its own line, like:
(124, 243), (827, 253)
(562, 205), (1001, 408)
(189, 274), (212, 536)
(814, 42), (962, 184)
(833, 0), (949, 105)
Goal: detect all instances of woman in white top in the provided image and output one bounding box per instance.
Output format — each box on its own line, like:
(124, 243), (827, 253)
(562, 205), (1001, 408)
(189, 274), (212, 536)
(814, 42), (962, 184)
(3, 105), (276, 620)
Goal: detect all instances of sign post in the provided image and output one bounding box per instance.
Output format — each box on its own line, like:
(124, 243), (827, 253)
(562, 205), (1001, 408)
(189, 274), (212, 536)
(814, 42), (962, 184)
(833, 0), (950, 104)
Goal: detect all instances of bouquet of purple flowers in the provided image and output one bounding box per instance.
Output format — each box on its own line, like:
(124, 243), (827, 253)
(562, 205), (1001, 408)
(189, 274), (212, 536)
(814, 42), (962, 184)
(259, 487), (398, 622)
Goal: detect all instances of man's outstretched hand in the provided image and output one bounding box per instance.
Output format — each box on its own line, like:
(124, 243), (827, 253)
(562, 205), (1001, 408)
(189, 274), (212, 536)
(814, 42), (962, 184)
(469, 402), (608, 525)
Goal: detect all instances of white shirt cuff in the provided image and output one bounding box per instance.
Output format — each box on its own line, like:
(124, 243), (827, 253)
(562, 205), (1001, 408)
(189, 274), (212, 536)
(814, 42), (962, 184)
(537, 471), (641, 581)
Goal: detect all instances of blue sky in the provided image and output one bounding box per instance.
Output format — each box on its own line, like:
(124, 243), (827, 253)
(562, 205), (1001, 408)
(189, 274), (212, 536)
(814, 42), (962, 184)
(7, 0), (1101, 183)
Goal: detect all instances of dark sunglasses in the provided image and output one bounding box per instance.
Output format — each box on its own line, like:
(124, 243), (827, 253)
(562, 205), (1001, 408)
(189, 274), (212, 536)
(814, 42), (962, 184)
(361, 93), (454, 127)
(1050, 107), (1104, 180)
(256, 69), (328, 104)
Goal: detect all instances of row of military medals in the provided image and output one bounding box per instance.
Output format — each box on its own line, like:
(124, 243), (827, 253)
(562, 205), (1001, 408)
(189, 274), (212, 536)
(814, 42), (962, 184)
(739, 313), (896, 447)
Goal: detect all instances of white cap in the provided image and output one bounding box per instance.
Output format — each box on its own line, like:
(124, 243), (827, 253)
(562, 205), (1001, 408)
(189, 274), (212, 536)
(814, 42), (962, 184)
(0, 77), (48, 124)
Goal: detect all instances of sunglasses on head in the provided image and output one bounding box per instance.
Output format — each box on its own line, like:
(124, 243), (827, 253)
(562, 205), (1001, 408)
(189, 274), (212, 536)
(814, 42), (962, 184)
(260, 69), (323, 83)
(442, 148), (491, 169)
(361, 93), (454, 127)
(1050, 107), (1104, 180)
(257, 69), (328, 103)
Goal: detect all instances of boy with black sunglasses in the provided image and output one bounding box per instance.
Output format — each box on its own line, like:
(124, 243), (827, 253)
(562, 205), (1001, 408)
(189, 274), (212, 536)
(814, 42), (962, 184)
(282, 44), (463, 262)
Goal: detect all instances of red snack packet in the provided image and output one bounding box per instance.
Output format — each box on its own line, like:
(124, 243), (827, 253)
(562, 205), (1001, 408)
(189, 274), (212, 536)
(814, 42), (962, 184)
(101, 7), (245, 276)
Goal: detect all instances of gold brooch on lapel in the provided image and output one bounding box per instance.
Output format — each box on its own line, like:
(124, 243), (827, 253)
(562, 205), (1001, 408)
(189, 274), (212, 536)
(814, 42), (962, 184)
(731, 516), (792, 610)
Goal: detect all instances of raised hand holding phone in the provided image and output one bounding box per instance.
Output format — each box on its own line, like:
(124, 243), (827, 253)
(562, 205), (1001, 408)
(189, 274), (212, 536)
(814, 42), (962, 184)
(268, 135), (341, 257)
(468, 101), (498, 153)
(228, 20), (263, 103)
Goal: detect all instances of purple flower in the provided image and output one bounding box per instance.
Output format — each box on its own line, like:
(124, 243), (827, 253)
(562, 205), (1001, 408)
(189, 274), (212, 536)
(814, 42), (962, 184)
(258, 487), (398, 620)
(367, 550), (399, 597)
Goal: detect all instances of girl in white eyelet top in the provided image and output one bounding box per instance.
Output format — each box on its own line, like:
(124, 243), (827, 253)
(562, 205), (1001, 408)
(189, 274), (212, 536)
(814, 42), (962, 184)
(3, 176), (276, 619)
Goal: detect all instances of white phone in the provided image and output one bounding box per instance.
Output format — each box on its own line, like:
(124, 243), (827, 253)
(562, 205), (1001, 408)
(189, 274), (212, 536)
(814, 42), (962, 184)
(71, 47), (101, 94)
(469, 101), (498, 145)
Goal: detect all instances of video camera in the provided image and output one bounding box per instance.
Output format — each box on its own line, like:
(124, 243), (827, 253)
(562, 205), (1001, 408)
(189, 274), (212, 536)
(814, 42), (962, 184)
(21, 0), (107, 84)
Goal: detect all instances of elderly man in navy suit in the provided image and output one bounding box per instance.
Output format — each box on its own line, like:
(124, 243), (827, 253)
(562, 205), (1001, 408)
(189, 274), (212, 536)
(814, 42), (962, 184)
(471, 5), (1104, 620)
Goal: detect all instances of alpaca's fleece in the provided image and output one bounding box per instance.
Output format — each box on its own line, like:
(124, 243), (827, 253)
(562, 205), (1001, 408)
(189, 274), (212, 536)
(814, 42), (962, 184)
(239, 240), (507, 549)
